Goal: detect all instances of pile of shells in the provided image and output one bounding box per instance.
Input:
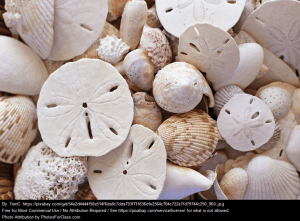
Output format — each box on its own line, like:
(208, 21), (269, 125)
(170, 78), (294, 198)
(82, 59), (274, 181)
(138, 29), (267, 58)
(0, 0), (299, 201)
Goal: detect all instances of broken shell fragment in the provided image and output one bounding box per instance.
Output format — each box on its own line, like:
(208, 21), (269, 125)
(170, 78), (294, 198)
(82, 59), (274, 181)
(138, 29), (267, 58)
(217, 94), (275, 152)
(153, 62), (214, 114)
(37, 59), (134, 157)
(87, 124), (167, 199)
(157, 109), (220, 167)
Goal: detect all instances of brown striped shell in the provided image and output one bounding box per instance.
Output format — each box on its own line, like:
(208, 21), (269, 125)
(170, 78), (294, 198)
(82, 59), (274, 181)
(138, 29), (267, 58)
(0, 95), (37, 164)
(156, 109), (221, 167)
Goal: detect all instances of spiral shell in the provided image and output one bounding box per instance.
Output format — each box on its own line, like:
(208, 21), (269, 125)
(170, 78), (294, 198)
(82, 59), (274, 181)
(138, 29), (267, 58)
(0, 95), (37, 164)
(156, 109), (221, 167)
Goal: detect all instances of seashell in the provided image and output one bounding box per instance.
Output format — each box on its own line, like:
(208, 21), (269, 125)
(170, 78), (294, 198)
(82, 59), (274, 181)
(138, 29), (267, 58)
(158, 161), (215, 200)
(37, 59), (134, 157)
(3, 0), (55, 59)
(75, 182), (97, 200)
(0, 3), (12, 36)
(257, 86), (292, 120)
(153, 62), (214, 114)
(213, 85), (246, 117)
(255, 82), (298, 99)
(247, 47), (300, 90)
(0, 162), (14, 200)
(146, 3), (162, 28)
(123, 49), (155, 91)
(156, 109), (221, 167)
(43, 60), (69, 76)
(178, 23), (240, 84)
(139, 25), (172, 72)
(73, 21), (120, 62)
(88, 124), (167, 199)
(120, 0), (148, 50)
(96, 35), (130, 65)
(258, 119), (281, 151)
(14, 141), (87, 200)
(219, 167), (248, 199)
(107, 0), (130, 22)
(292, 88), (300, 125)
(217, 94), (275, 152)
(241, 1), (300, 76)
(285, 125), (300, 172)
(244, 155), (300, 199)
(0, 95), (37, 164)
(133, 92), (162, 131)
(233, 0), (256, 33)
(234, 30), (257, 45)
(0, 36), (49, 96)
(47, 0), (108, 61)
(212, 43), (264, 91)
(155, 0), (246, 38)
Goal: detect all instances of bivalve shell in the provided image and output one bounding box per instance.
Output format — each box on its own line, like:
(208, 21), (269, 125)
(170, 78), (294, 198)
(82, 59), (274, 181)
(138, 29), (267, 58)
(156, 109), (220, 167)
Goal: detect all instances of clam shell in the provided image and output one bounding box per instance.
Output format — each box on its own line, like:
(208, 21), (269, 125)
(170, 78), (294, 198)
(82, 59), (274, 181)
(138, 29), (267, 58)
(0, 95), (37, 164)
(156, 109), (220, 167)
(3, 0), (54, 59)
(244, 155), (300, 199)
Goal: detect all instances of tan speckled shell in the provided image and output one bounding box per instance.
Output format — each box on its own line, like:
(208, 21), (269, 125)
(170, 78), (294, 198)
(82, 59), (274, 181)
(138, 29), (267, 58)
(0, 95), (37, 164)
(156, 109), (221, 167)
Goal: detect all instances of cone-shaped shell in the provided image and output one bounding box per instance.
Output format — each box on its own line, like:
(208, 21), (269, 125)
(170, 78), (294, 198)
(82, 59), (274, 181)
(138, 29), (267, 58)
(0, 95), (37, 164)
(156, 109), (220, 167)
(3, 0), (54, 59)
(244, 155), (300, 199)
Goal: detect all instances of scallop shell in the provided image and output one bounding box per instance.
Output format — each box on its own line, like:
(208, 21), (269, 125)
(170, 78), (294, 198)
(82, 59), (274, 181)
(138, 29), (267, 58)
(156, 109), (221, 167)
(0, 95), (37, 164)
(213, 85), (246, 117)
(97, 35), (130, 65)
(3, 0), (54, 59)
(244, 155), (300, 199)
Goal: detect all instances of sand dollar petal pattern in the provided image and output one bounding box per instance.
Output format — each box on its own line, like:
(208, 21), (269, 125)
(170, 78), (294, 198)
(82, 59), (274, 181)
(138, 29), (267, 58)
(37, 59), (134, 157)
(87, 124), (167, 199)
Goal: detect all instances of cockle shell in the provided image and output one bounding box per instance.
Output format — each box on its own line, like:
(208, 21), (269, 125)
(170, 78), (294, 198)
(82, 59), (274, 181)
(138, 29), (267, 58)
(139, 25), (172, 72)
(156, 109), (221, 167)
(3, 0), (55, 59)
(37, 59), (134, 157)
(133, 92), (162, 131)
(213, 85), (246, 117)
(178, 23), (240, 84)
(0, 95), (37, 164)
(120, 0), (148, 50)
(217, 94), (275, 152)
(0, 36), (49, 96)
(285, 125), (300, 172)
(88, 124), (167, 199)
(153, 62), (214, 114)
(96, 35), (130, 65)
(244, 155), (300, 199)
(155, 0), (246, 38)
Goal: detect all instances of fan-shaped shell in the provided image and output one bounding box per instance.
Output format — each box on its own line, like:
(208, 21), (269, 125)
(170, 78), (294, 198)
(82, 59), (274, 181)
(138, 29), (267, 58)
(244, 155), (300, 199)
(0, 95), (37, 164)
(3, 0), (54, 59)
(156, 109), (220, 167)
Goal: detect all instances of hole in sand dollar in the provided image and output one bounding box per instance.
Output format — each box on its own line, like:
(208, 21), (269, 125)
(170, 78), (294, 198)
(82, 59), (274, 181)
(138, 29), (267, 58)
(110, 86), (118, 92)
(87, 118), (93, 139)
(280, 55), (284, 60)
(93, 170), (102, 174)
(149, 141), (154, 149)
(251, 112), (260, 119)
(224, 39), (230, 44)
(227, 0), (236, 3)
(80, 24), (93, 31)
(165, 7), (173, 13)
(251, 140), (255, 146)
(65, 137), (71, 148)
(110, 128), (118, 135)
(249, 98), (254, 104)
(255, 17), (265, 25)
(123, 170), (127, 175)
(181, 51), (188, 55)
(279, 149), (283, 157)
(47, 104), (57, 108)
(82, 102), (88, 108)
(296, 69), (299, 77)
(265, 120), (272, 123)
(225, 109), (231, 114)
(150, 185), (156, 190)
(189, 43), (200, 52)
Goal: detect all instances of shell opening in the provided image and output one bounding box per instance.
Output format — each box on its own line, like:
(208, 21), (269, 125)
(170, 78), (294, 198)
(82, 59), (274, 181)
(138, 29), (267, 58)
(181, 52), (188, 55)
(296, 69), (299, 78)
(80, 24), (93, 32)
(251, 140), (255, 146)
(225, 109), (231, 115)
(227, 0), (236, 4)
(65, 137), (71, 148)
(149, 141), (154, 149)
(93, 170), (102, 174)
(47, 104), (57, 108)
(165, 7), (173, 13)
(110, 128), (118, 135)
(255, 17), (265, 25)
(150, 185), (156, 190)
(110, 86), (118, 92)
(251, 112), (260, 119)
(250, 98), (254, 104)
(86, 115), (93, 139)
(189, 43), (200, 52)
(82, 102), (88, 108)
(123, 170), (127, 175)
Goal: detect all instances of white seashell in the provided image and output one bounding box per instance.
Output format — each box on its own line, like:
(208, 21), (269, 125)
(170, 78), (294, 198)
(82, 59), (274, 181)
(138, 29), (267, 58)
(3, 0), (54, 59)
(234, 30), (257, 45)
(212, 43), (264, 91)
(258, 119), (281, 151)
(96, 35), (130, 65)
(120, 0), (148, 50)
(257, 87), (292, 120)
(233, 0), (256, 33)
(146, 3), (162, 28)
(0, 36), (49, 96)
(178, 23), (240, 84)
(107, 0), (130, 22)
(217, 94), (275, 152)
(88, 124), (167, 199)
(285, 125), (300, 171)
(241, 1), (300, 75)
(158, 161), (215, 200)
(244, 155), (300, 199)
(37, 59), (134, 157)
(292, 88), (300, 125)
(153, 62), (214, 113)
(155, 0), (246, 38)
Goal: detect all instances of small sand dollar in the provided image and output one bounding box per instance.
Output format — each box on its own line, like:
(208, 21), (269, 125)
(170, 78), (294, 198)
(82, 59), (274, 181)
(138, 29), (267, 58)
(217, 94), (275, 152)
(87, 124), (167, 199)
(37, 59), (134, 157)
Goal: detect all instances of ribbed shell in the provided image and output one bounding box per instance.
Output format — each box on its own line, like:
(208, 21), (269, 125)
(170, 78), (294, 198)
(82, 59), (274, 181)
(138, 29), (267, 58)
(244, 155), (300, 199)
(258, 120), (281, 151)
(213, 85), (245, 117)
(156, 109), (220, 167)
(75, 182), (97, 200)
(0, 162), (14, 200)
(3, 0), (54, 59)
(0, 95), (37, 164)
